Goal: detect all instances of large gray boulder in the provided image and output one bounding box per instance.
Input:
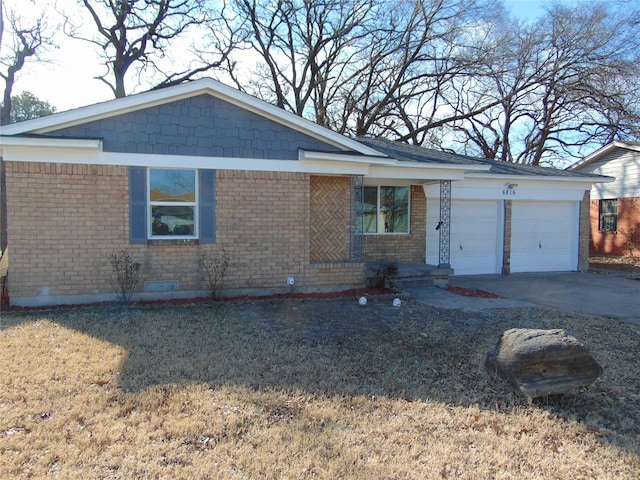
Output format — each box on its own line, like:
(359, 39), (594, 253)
(485, 328), (603, 398)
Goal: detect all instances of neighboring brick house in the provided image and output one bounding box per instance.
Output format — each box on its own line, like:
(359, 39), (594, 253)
(0, 79), (606, 306)
(570, 141), (640, 257)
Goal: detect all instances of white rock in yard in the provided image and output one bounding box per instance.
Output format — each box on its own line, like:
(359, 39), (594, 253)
(392, 298), (401, 307)
(358, 296), (367, 305)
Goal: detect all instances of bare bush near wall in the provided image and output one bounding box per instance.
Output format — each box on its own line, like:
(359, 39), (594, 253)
(622, 228), (638, 257)
(108, 250), (141, 305)
(200, 251), (229, 299)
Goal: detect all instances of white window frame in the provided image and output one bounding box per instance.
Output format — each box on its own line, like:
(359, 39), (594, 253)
(147, 168), (199, 240)
(363, 185), (411, 235)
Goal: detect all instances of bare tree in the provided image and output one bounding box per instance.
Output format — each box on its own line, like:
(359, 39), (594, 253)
(153, 1), (246, 90)
(73, 0), (242, 98)
(228, 0), (639, 165)
(0, 1), (51, 125)
(448, 2), (640, 165)
(0, 0), (54, 260)
(229, 0), (375, 126)
(228, 0), (503, 141)
(344, 0), (501, 143)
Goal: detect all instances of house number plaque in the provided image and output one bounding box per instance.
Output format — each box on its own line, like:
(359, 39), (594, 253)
(502, 183), (518, 196)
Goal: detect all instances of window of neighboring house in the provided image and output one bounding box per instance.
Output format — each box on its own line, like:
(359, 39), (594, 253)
(599, 199), (618, 232)
(363, 186), (410, 234)
(148, 168), (197, 238)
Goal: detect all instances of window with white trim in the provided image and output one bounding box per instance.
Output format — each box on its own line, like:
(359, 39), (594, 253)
(363, 186), (410, 234)
(148, 168), (197, 239)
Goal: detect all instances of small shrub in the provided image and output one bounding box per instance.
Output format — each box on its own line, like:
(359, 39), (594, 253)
(373, 262), (398, 289)
(201, 251), (229, 299)
(108, 250), (141, 305)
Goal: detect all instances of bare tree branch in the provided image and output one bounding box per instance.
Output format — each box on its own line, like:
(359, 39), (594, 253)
(71, 0), (243, 98)
(0, 3), (52, 125)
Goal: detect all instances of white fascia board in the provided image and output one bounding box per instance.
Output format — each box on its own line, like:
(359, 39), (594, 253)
(466, 172), (614, 185)
(1, 148), (371, 175)
(367, 162), (487, 181)
(0, 91), (187, 135)
(299, 149), (396, 165)
(0, 136), (102, 150)
(431, 176), (599, 201)
(569, 141), (640, 170)
(0, 78), (385, 158)
(367, 165), (466, 181)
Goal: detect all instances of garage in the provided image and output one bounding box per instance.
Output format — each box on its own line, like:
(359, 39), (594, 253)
(510, 201), (579, 273)
(419, 154), (602, 278)
(427, 199), (503, 275)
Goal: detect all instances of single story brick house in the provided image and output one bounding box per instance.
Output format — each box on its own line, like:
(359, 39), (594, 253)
(569, 141), (640, 256)
(0, 78), (608, 306)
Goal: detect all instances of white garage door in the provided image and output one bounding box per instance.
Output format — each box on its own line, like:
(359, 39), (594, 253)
(510, 201), (578, 273)
(427, 200), (502, 275)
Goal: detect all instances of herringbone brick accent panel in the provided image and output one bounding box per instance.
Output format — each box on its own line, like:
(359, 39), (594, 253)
(310, 176), (351, 263)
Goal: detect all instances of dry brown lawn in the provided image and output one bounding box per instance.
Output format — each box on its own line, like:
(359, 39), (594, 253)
(0, 296), (638, 479)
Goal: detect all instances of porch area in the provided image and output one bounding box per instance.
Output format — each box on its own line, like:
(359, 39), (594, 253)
(366, 263), (454, 290)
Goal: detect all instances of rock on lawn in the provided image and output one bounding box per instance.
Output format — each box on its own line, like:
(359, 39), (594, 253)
(485, 328), (603, 398)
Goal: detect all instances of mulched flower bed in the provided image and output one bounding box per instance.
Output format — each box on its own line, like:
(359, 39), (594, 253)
(1, 288), (394, 313)
(446, 286), (503, 298)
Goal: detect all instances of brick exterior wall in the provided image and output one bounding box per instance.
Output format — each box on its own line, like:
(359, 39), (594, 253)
(6, 162), (129, 300)
(6, 163), (365, 305)
(589, 197), (640, 256)
(364, 185), (426, 264)
(578, 190), (591, 270)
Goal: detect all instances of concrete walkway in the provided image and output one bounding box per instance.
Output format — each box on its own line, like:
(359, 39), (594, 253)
(404, 272), (640, 326)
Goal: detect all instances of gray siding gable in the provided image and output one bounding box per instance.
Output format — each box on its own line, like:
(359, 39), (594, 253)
(48, 94), (342, 159)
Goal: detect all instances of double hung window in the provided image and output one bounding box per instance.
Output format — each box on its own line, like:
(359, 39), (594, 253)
(129, 166), (215, 244)
(149, 169), (197, 238)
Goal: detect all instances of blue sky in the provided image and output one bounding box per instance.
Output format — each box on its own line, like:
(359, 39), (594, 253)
(503, 0), (582, 22)
(503, 0), (547, 21)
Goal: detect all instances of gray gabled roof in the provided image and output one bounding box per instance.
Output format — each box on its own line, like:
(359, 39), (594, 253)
(358, 137), (605, 180)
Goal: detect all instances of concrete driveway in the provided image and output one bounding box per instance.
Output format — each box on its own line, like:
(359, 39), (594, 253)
(405, 272), (640, 325)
